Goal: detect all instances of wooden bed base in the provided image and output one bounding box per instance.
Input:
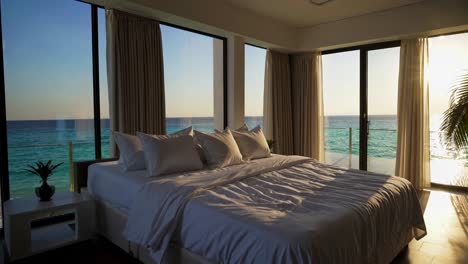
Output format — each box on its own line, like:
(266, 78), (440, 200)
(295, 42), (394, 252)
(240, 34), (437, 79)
(73, 159), (215, 264)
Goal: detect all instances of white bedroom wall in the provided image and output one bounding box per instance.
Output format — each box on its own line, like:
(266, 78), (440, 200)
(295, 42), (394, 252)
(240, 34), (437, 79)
(227, 36), (245, 130)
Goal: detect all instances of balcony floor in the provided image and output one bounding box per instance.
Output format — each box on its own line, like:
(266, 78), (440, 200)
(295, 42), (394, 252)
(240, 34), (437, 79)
(325, 152), (468, 188)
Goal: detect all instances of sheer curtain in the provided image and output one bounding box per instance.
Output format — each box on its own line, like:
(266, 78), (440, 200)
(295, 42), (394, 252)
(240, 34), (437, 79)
(395, 38), (431, 190)
(263, 50), (294, 154)
(106, 9), (166, 155)
(290, 52), (324, 160)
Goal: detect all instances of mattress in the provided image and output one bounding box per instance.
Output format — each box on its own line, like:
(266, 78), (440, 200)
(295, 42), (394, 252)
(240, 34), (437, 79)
(88, 161), (151, 212)
(123, 155), (426, 264)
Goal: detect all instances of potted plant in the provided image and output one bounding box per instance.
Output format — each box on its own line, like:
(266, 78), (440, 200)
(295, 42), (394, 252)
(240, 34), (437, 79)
(440, 72), (468, 152)
(25, 160), (63, 201)
(267, 139), (275, 153)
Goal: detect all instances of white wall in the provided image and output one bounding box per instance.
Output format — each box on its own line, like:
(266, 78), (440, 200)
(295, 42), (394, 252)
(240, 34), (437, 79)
(227, 36), (245, 129)
(297, 0), (468, 51)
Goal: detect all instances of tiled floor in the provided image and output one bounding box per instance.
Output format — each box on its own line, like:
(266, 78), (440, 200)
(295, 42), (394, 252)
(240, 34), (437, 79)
(2, 190), (467, 264)
(392, 191), (468, 264)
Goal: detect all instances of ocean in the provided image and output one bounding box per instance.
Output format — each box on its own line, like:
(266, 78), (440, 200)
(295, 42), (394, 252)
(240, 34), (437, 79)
(5, 115), (459, 198)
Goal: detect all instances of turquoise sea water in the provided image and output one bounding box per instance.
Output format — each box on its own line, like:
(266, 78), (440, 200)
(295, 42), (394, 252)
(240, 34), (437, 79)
(7, 115), (397, 198)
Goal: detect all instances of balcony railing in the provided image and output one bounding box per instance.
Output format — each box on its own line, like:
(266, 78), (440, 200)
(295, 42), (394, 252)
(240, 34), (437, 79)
(8, 141), (98, 198)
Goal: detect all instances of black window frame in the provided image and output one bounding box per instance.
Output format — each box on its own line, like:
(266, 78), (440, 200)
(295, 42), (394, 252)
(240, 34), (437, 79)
(322, 40), (401, 171)
(322, 37), (468, 194)
(0, 0), (228, 235)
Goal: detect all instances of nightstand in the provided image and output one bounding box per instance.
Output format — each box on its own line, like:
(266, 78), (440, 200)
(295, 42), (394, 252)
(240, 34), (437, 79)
(3, 192), (94, 261)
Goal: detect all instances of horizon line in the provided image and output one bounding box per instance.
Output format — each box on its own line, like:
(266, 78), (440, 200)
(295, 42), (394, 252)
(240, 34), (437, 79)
(5, 114), (399, 122)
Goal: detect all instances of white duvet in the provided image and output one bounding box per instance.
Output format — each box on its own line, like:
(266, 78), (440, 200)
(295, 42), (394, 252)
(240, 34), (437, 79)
(123, 155), (426, 264)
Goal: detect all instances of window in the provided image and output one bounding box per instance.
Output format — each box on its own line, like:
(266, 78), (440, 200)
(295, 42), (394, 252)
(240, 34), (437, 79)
(244, 44), (266, 129)
(322, 43), (400, 173)
(2, 0), (96, 198)
(367, 47), (400, 175)
(161, 25), (224, 133)
(322, 50), (360, 169)
(428, 33), (468, 188)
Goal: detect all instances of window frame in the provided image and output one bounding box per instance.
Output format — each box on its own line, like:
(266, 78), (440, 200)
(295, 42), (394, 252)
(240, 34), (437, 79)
(322, 40), (401, 171)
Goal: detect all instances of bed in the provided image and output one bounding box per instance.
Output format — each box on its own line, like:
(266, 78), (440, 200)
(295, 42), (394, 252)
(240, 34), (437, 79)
(74, 155), (426, 264)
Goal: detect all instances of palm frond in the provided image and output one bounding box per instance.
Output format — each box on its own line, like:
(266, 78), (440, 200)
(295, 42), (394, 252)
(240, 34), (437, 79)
(440, 71), (468, 151)
(24, 160), (63, 180)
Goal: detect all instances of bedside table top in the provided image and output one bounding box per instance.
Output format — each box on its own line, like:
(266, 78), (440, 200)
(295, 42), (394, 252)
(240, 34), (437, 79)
(3, 192), (90, 215)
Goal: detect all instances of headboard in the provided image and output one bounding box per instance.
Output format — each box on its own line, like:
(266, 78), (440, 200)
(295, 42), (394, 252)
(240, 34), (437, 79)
(73, 158), (118, 193)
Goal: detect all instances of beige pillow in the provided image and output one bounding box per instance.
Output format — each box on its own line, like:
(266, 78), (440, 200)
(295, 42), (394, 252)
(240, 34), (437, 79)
(114, 126), (193, 171)
(215, 123), (249, 133)
(194, 130), (244, 169)
(137, 133), (203, 177)
(231, 126), (271, 161)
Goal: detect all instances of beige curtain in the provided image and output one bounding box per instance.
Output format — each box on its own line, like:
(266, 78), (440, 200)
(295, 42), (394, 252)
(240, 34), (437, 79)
(107, 9), (166, 154)
(290, 52), (324, 161)
(264, 50), (294, 155)
(395, 38), (431, 190)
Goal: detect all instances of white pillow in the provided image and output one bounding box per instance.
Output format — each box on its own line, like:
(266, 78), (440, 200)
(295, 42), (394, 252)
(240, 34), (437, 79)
(194, 130), (243, 169)
(114, 126), (193, 171)
(137, 133), (203, 177)
(231, 126), (271, 161)
(215, 123), (249, 133)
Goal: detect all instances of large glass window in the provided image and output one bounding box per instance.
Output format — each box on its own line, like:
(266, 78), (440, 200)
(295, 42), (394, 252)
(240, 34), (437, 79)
(2, 0), (95, 198)
(244, 45), (266, 129)
(322, 51), (360, 169)
(428, 33), (468, 188)
(161, 25), (224, 133)
(367, 47), (400, 175)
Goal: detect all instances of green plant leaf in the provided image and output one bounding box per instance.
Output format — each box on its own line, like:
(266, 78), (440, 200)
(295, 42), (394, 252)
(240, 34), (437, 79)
(440, 71), (468, 151)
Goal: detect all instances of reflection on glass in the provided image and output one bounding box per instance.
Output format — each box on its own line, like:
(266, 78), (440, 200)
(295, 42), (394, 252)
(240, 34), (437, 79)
(322, 51), (360, 169)
(98, 8), (110, 158)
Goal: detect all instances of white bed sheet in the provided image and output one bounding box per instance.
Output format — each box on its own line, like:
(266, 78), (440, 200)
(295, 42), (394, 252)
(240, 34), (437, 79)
(123, 155), (426, 264)
(88, 161), (150, 212)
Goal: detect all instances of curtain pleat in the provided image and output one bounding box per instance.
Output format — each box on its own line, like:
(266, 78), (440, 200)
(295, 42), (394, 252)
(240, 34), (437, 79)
(290, 53), (324, 161)
(107, 9), (166, 155)
(395, 38), (431, 190)
(264, 50), (294, 155)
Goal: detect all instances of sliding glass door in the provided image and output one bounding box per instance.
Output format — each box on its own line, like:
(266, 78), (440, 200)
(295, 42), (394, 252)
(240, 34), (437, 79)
(367, 47), (400, 175)
(322, 42), (400, 174)
(322, 51), (360, 169)
(428, 33), (468, 188)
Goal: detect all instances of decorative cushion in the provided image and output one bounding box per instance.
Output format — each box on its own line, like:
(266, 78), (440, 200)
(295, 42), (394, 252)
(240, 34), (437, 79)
(231, 126), (271, 161)
(215, 123), (249, 133)
(114, 126), (193, 171)
(137, 133), (203, 177)
(194, 130), (244, 169)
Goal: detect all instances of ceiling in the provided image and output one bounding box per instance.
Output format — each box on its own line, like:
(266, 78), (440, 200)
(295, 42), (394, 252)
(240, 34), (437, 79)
(223, 0), (426, 28)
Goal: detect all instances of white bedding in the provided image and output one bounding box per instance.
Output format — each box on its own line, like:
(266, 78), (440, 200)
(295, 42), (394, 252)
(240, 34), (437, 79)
(123, 155), (427, 264)
(88, 161), (150, 211)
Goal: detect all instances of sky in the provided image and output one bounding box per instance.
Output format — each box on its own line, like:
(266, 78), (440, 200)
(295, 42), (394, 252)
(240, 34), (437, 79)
(2, 0), (468, 121)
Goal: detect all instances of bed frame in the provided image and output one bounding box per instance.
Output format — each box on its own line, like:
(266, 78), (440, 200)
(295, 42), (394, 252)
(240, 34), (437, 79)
(73, 159), (215, 264)
(74, 159), (412, 264)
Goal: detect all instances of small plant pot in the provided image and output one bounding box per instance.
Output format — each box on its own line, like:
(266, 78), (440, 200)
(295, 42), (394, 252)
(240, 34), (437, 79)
(35, 182), (55, 201)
